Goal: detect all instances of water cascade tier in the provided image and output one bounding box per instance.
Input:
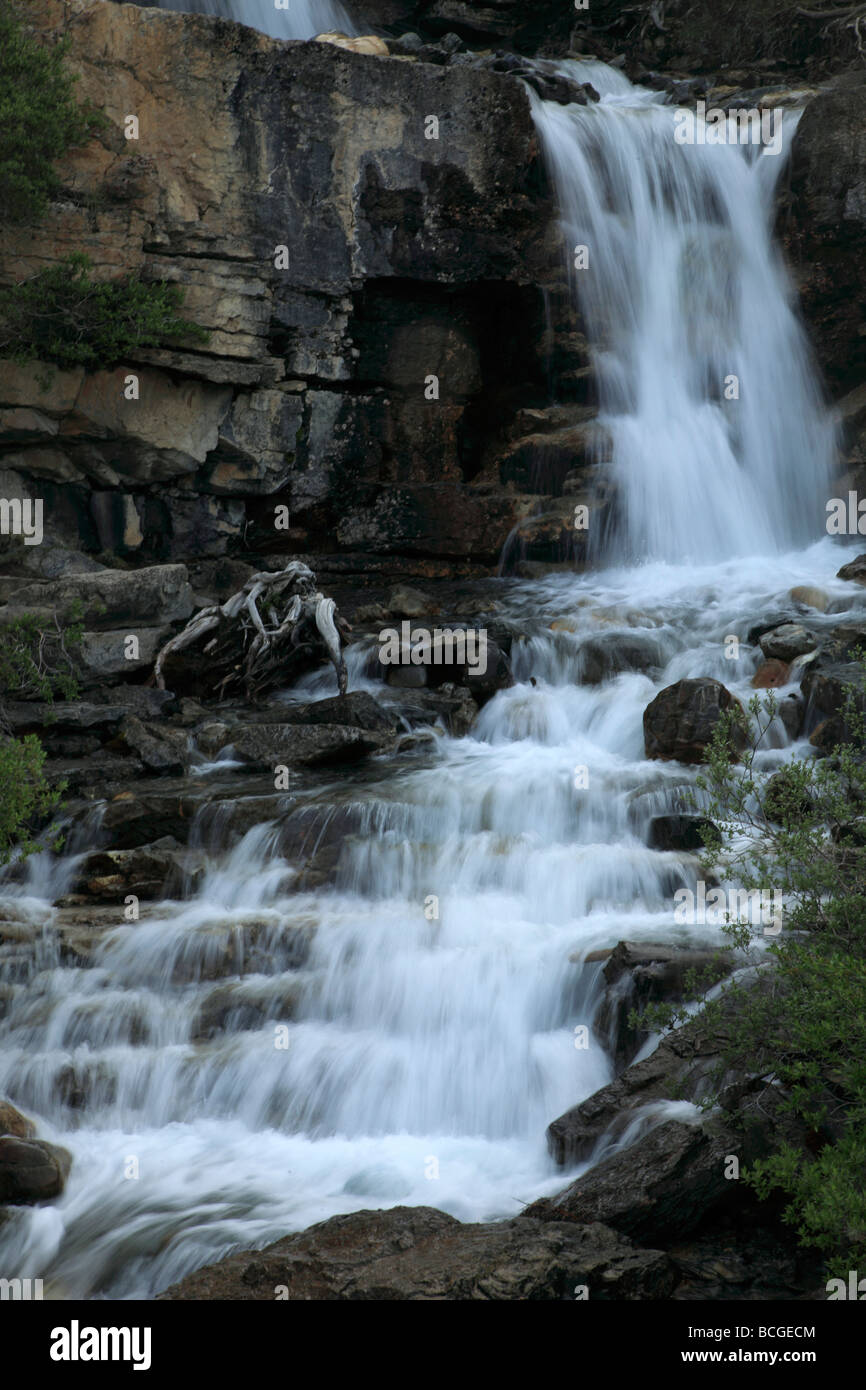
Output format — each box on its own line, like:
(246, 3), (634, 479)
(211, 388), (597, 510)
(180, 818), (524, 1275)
(0, 59), (857, 1299)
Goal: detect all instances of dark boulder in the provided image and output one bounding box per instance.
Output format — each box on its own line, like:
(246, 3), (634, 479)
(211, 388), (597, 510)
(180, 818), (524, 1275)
(158, 1204), (674, 1300)
(643, 678), (745, 763)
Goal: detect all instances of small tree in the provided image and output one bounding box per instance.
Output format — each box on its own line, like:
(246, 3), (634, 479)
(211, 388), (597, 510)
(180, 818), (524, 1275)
(0, 0), (104, 223)
(0, 253), (209, 371)
(0, 733), (64, 862)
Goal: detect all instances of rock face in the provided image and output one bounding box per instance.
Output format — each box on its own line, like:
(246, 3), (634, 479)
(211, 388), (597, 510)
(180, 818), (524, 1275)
(346, 1), (574, 54)
(0, 1), (587, 572)
(787, 73), (866, 396)
(158, 1204), (675, 1300)
(643, 678), (744, 764)
(593, 940), (733, 1072)
(526, 1116), (762, 1244)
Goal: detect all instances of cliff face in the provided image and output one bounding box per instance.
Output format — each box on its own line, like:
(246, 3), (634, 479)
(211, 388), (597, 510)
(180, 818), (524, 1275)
(1, 1), (590, 582)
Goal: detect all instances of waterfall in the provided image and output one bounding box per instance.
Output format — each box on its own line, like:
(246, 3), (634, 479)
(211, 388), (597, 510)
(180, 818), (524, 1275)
(0, 59), (860, 1299)
(528, 62), (836, 564)
(154, 0), (355, 41)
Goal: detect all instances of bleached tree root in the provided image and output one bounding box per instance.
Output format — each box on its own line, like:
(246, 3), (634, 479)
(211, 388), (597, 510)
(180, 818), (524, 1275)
(151, 561), (350, 700)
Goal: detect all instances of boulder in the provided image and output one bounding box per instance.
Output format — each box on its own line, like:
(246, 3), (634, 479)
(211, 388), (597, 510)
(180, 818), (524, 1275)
(158, 1205), (674, 1301)
(801, 662), (865, 734)
(2, 564), (194, 630)
(279, 692), (398, 733)
(70, 844), (189, 902)
(0, 1135), (72, 1204)
(230, 723), (391, 770)
(643, 678), (745, 763)
(837, 553), (866, 586)
(79, 626), (168, 676)
(789, 585), (828, 612)
(647, 815), (716, 852)
(758, 624), (816, 662)
(578, 632), (664, 685)
(526, 1114), (769, 1244)
(752, 657), (791, 689)
(0, 1099), (36, 1140)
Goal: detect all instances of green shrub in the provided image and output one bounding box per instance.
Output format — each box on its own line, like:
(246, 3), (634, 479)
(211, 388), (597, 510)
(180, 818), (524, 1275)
(0, 733), (63, 862)
(0, 252), (209, 371)
(0, 608), (83, 705)
(0, 0), (104, 224)
(634, 659), (866, 1275)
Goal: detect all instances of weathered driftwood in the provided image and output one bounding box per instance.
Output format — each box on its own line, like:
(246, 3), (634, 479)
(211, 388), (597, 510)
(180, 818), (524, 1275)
(151, 561), (349, 700)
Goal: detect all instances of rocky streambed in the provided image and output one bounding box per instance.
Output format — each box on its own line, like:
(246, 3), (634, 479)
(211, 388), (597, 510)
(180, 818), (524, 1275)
(3, 0), (866, 1301)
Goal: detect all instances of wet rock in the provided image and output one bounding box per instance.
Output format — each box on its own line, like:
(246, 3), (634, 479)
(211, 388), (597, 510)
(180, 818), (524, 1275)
(801, 661), (865, 740)
(275, 804), (366, 889)
(526, 1113), (770, 1244)
(279, 692), (398, 733)
(822, 621), (866, 662)
(778, 694), (804, 740)
(386, 585), (439, 619)
(647, 815), (716, 852)
(547, 983), (766, 1166)
(752, 657), (791, 688)
(53, 1061), (118, 1111)
(99, 787), (205, 849)
(117, 717), (192, 774)
(383, 632), (511, 703)
(788, 73), (866, 390)
(837, 553), (866, 586)
(0, 1099), (36, 1140)
(594, 940), (734, 1072)
(790, 585), (829, 612)
(578, 632), (664, 685)
(0, 1135), (72, 1204)
(643, 678), (745, 764)
(389, 684), (479, 736)
(70, 844), (192, 902)
(759, 624), (816, 662)
(44, 753), (144, 796)
(170, 917), (314, 984)
(158, 1205), (674, 1301)
(231, 724), (392, 770)
(192, 978), (301, 1042)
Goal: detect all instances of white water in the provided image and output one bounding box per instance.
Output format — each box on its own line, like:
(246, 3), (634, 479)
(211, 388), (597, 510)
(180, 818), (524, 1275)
(0, 65), (860, 1298)
(155, 0), (354, 41)
(529, 62), (836, 562)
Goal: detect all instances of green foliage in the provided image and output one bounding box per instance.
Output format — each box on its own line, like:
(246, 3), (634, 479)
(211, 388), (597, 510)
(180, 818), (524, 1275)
(635, 656), (866, 1274)
(0, 732), (63, 862)
(0, 0), (105, 224)
(0, 607), (83, 705)
(0, 253), (209, 372)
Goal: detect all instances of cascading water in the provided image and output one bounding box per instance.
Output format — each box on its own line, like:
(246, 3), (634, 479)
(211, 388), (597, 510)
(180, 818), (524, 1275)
(0, 63), (861, 1298)
(155, 0), (355, 41)
(528, 61), (836, 564)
